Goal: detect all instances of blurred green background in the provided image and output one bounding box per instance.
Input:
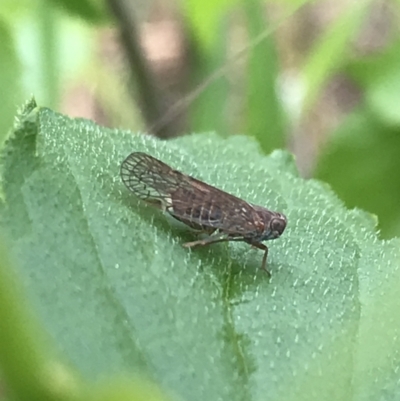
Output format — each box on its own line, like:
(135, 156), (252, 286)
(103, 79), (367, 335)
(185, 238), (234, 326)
(1, 0), (400, 239)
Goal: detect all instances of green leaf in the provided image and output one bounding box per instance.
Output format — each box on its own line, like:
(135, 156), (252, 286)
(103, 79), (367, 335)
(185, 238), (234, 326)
(345, 38), (400, 127)
(46, 0), (107, 24)
(316, 37), (400, 239)
(0, 18), (22, 144)
(315, 109), (400, 239)
(243, 0), (286, 153)
(187, 19), (230, 135)
(301, 1), (370, 112)
(0, 236), (172, 401)
(1, 101), (400, 401)
(0, 170), (84, 400)
(180, 0), (235, 49)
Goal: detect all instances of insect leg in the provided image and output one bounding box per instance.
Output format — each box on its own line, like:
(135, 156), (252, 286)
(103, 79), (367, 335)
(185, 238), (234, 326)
(182, 233), (233, 248)
(249, 242), (270, 276)
(184, 236), (271, 276)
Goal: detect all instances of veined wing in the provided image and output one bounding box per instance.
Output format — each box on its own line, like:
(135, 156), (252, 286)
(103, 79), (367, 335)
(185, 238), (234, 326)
(121, 152), (186, 209)
(168, 175), (263, 236)
(121, 152), (263, 236)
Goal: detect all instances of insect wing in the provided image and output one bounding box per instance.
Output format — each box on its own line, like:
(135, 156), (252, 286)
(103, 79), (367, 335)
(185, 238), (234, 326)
(120, 152), (183, 209)
(121, 152), (263, 237)
(168, 176), (262, 236)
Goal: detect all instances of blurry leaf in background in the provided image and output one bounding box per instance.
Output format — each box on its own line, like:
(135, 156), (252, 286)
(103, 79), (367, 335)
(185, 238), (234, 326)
(1, 102), (400, 400)
(46, 0), (108, 23)
(186, 20), (231, 135)
(352, 39), (400, 127)
(315, 108), (400, 239)
(0, 19), (22, 143)
(178, 0), (296, 146)
(0, 0), (94, 113)
(244, 0), (286, 152)
(180, 0), (235, 48)
(368, 66), (400, 126)
(180, 0), (231, 135)
(301, 0), (370, 113)
(315, 37), (400, 239)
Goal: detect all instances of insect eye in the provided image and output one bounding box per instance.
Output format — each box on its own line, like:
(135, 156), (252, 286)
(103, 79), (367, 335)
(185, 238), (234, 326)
(270, 217), (286, 235)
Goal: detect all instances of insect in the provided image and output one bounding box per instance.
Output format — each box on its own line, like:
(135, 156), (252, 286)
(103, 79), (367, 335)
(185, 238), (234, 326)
(120, 152), (287, 275)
